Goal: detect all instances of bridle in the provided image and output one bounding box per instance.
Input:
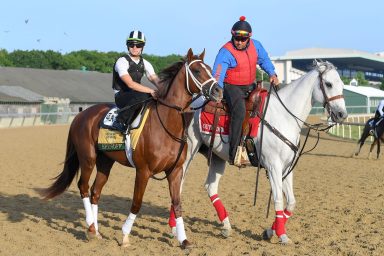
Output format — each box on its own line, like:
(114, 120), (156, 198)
(157, 58), (218, 112)
(318, 68), (344, 118)
(185, 59), (217, 96)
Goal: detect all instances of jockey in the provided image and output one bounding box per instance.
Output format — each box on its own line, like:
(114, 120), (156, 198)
(371, 99), (384, 135)
(112, 30), (160, 133)
(212, 16), (279, 165)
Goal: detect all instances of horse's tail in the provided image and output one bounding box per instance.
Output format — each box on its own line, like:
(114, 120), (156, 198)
(41, 132), (79, 200)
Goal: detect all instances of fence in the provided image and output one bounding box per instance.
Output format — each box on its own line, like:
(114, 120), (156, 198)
(327, 114), (374, 141)
(0, 112), (78, 128)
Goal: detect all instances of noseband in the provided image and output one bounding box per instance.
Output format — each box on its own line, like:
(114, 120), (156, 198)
(318, 69), (344, 115)
(185, 59), (217, 96)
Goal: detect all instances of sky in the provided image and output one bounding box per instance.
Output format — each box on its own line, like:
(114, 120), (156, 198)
(0, 0), (383, 66)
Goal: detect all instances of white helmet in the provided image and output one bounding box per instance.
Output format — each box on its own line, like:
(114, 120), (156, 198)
(126, 30), (146, 45)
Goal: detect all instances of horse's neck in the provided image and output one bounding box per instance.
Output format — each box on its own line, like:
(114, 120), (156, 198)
(273, 71), (318, 129)
(164, 70), (190, 107)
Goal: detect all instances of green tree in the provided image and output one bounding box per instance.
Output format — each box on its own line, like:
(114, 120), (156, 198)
(355, 71), (368, 85)
(341, 76), (351, 85)
(0, 49), (13, 66)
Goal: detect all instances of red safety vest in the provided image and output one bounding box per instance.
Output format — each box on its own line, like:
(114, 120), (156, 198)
(223, 40), (258, 85)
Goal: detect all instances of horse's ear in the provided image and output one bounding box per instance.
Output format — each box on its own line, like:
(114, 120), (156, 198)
(199, 49), (205, 60)
(187, 48), (194, 62)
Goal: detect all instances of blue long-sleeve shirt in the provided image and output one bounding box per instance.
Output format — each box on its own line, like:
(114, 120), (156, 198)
(212, 39), (276, 88)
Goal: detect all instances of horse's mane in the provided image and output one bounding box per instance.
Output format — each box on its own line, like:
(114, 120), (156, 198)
(156, 57), (187, 98)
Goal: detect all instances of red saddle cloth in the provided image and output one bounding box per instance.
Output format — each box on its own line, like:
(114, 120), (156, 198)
(200, 88), (268, 138)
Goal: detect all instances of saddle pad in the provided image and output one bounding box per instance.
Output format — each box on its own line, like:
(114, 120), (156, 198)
(97, 128), (125, 151)
(97, 107), (150, 151)
(130, 107), (150, 150)
(200, 111), (230, 135)
(102, 107), (118, 127)
(101, 107), (144, 129)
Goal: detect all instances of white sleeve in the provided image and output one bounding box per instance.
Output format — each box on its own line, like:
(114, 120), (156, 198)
(143, 59), (156, 77)
(379, 100), (384, 115)
(115, 57), (129, 77)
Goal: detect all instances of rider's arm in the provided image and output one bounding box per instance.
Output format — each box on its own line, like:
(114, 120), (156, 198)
(115, 57), (155, 94)
(254, 39), (276, 77)
(212, 48), (236, 88)
(143, 59), (160, 88)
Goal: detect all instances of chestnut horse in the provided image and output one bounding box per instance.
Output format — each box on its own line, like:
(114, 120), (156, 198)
(42, 49), (222, 249)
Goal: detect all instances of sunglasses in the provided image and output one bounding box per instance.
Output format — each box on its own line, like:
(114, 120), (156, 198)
(128, 43), (145, 48)
(233, 36), (249, 42)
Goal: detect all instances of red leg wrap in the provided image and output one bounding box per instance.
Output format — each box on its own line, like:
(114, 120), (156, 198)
(272, 209), (292, 231)
(274, 210), (286, 237)
(283, 209), (292, 225)
(168, 205), (176, 228)
(210, 194), (228, 222)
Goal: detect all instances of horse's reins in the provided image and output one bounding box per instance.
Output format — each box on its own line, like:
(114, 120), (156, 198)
(151, 60), (218, 181)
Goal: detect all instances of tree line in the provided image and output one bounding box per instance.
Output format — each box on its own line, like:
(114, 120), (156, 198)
(0, 49), (271, 81)
(0, 49), (183, 73)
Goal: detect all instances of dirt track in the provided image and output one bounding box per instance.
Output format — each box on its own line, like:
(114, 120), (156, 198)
(0, 123), (383, 256)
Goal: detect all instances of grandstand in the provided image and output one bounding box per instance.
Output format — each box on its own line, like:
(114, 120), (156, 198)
(272, 48), (384, 84)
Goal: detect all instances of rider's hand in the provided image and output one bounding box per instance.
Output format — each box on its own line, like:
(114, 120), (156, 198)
(150, 90), (158, 99)
(270, 74), (280, 90)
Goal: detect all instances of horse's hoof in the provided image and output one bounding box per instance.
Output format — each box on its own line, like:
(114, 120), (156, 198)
(180, 239), (194, 250)
(121, 234), (130, 248)
(262, 228), (274, 241)
(220, 218), (232, 238)
(279, 234), (292, 245)
(87, 230), (102, 240)
(220, 226), (232, 238)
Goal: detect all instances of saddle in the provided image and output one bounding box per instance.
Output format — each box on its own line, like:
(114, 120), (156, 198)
(202, 83), (268, 167)
(203, 84), (267, 137)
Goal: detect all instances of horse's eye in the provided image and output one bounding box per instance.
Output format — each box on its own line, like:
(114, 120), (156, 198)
(325, 82), (332, 88)
(193, 69), (201, 76)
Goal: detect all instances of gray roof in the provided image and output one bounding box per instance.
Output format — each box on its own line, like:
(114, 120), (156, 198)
(0, 67), (114, 103)
(344, 85), (384, 98)
(271, 48), (384, 81)
(273, 47), (384, 62)
(0, 85), (44, 102)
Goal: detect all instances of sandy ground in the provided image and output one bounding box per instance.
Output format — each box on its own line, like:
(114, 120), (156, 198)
(0, 122), (383, 256)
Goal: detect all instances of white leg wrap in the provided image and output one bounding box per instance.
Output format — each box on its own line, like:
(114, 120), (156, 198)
(122, 213), (136, 235)
(91, 204), (98, 231)
(176, 217), (187, 244)
(82, 197), (94, 227)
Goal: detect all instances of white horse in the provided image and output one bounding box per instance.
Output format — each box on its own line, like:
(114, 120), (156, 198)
(169, 60), (348, 244)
